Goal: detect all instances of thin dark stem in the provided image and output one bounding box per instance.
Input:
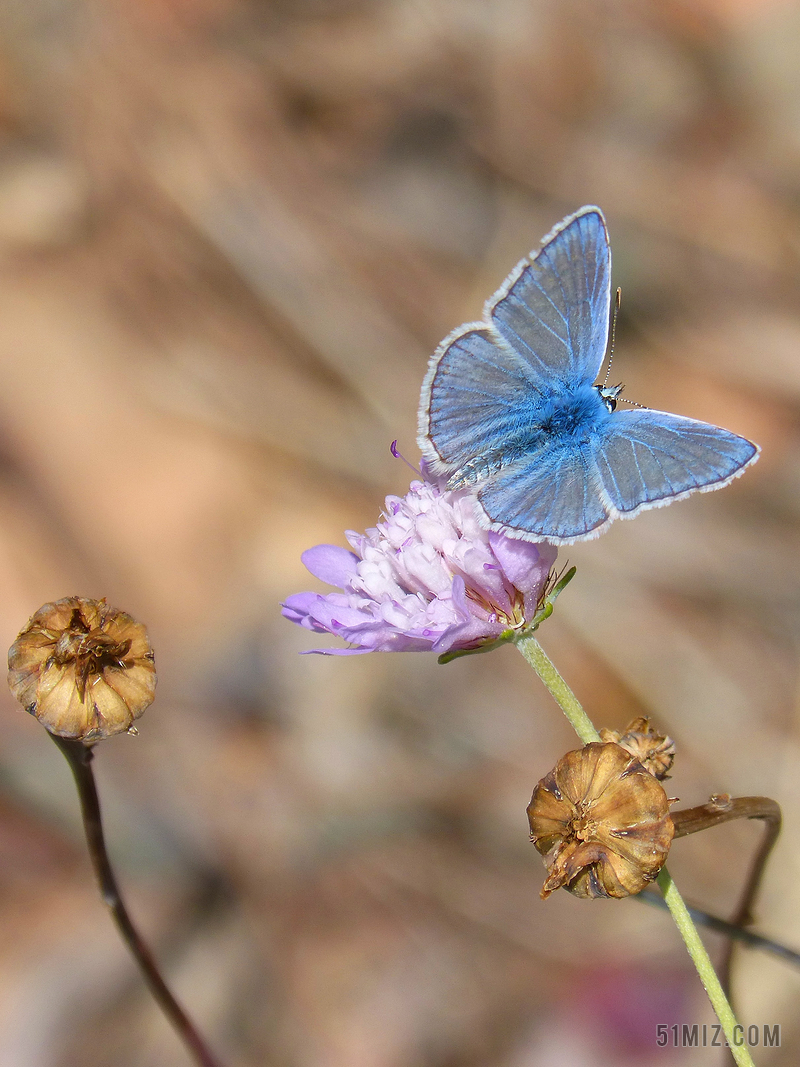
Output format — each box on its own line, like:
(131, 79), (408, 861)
(671, 796), (781, 998)
(639, 890), (800, 967)
(51, 734), (224, 1067)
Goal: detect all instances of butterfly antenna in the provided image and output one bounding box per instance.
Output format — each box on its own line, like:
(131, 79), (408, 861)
(603, 287), (622, 388)
(599, 288), (648, 409)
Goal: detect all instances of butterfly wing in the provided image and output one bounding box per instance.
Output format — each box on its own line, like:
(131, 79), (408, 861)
(594, 409), (760, 518)
(418, 326), (547, 476)
(475, 442), (611, 543)
(419, 206), (611, 477)
(489, 206), (612, 389)
(472, 408), (758, 543)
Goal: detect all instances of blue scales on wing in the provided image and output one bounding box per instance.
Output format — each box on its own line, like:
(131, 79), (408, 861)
(477, 442), (610, 541)
(594, 410), (759, 516)
(420, 327), (548, 480)
(490, 207), (611, 388)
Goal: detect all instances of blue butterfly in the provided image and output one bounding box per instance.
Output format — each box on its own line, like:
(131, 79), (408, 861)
(417, 205), (759, 544)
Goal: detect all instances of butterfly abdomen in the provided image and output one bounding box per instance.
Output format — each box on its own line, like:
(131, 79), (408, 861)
(446, 449), (521, 489)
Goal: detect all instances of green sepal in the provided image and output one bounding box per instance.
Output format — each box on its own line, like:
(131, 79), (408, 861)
(437, 630), (516, 664)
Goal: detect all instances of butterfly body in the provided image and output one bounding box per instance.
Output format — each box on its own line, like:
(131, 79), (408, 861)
(446, 380), (612, 490)
(418, 206), (759, 544)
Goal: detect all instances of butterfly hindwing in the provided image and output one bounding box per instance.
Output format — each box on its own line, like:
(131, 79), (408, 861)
(594, 409), (760, 517)
(476, 442), (610, 542)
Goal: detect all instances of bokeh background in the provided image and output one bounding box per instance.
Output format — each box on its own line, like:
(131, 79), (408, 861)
(0, 0), (796, 1064)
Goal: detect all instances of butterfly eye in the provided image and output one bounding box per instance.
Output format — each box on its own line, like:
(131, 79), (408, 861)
(596, 383), (624, 412)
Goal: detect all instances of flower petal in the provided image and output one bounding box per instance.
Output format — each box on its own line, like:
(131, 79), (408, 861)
(489, 533), (557, 593)
(281, 593), (330, 631)
(301, 544), (360, 588)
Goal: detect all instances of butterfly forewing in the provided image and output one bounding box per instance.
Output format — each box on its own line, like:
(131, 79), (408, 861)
(489, 207), (612, 389)
(477, 444), (609, 542)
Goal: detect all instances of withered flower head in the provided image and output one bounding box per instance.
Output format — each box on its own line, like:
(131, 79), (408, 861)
(8, 597), (156, 742)
(599, 717), (675, 781)
(527, 742), (674, 900)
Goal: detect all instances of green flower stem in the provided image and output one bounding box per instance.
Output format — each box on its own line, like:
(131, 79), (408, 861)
(656, 867), (753, 1066)
(514, 633), (756, 1067)
(515, 633), (600, 744)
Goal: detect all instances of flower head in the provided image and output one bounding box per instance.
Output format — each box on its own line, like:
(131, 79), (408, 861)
(282, 475), (557, 655)
(8, 597), (156, 741)
(527, 742), (675, 899)
(599, 717), (676, 781)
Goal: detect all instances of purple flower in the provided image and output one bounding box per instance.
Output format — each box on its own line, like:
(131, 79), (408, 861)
(282, 476), (557, 655)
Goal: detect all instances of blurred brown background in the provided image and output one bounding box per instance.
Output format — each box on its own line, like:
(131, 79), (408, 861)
(0, 0), (796, 1064)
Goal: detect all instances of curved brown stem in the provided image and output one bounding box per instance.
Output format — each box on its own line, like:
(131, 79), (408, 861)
(671, 795), (781, 998)
(51, 734), (225, 1067)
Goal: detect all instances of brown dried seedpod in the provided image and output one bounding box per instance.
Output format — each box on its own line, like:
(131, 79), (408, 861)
(527, 742), (674, 899)
(599, 716), (675, 780)
(8, 597), (156, 742)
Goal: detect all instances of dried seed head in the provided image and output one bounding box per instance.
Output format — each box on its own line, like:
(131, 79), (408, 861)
(8, 597), (156, 742)
(599, 717), (675, 780)
(527, 742), (674, 899)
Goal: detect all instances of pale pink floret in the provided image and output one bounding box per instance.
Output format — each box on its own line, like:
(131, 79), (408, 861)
(282, 477), (557, 655)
